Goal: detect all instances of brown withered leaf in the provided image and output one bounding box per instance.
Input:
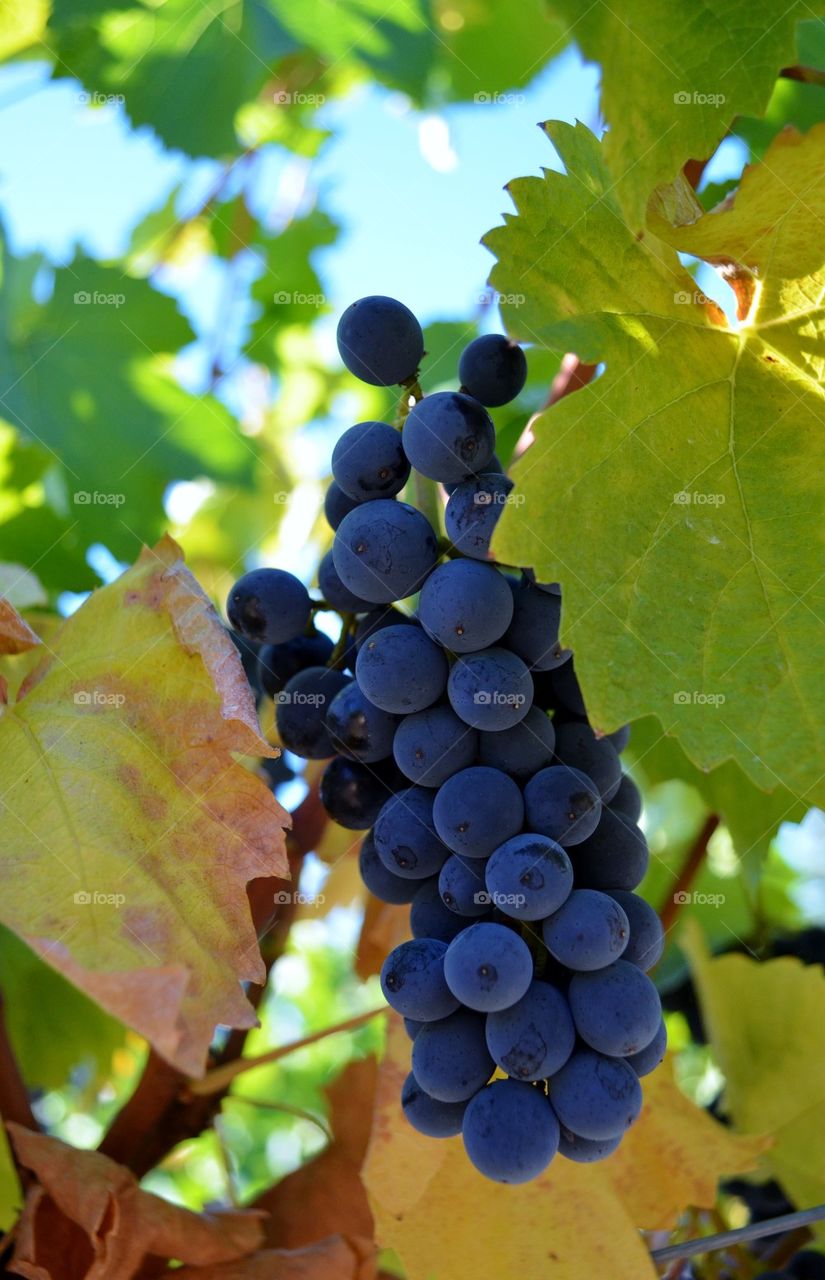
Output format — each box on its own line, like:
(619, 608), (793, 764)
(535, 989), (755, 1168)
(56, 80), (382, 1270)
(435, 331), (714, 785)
(7, 1124), (264, 1280)
(256, 1056), (378, 1272)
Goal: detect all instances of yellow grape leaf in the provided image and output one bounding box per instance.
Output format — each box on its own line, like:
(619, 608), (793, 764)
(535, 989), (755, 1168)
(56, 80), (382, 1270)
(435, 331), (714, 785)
(0, 537), (289, 1076)
(685, 921), (825, 1220)
(363, 1016), (768, 1280)
(605, 1058), (770, 1229)
(486, 122), (825, 800)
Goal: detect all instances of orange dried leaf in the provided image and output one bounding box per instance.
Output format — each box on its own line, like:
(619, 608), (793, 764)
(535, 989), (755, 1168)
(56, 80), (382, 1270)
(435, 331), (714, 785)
(0, 537), (289, 1075)
(7, 1123), (264, 1280)
(0, 599), (40, 656)
(174, 1236), (370, 1280)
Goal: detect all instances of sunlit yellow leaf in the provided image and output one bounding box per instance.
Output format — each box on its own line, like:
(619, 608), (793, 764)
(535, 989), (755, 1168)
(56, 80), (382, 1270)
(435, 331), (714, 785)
(0, 537), (289, 1075)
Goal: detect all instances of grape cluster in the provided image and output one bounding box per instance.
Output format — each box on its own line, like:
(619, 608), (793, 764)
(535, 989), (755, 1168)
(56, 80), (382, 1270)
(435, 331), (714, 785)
(227, 295), (666, 1184)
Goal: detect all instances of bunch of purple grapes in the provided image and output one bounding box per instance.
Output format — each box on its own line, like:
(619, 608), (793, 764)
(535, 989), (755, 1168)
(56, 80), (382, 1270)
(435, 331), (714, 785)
(227, 295), (666, 1184)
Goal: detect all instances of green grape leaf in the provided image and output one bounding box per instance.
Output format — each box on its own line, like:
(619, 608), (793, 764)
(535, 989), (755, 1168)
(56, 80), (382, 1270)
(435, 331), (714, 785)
(0, 925), (127, 1092)
(628, 717), (808, 876)
(245, 211), (338, 364)
(47, 0), (302, 158)
(547, 0), (811, 225)
(485, 121), (825, 803)
(0, 1123), (20, 1233)
(0, 246), (257, 587)
(38, 0), (568, 160)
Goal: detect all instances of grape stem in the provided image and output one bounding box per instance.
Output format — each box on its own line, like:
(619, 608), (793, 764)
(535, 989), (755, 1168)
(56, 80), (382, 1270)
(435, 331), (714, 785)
(187, 1005), (388, 1096)
(650, 1202), (825, 1264)
(657, 813), (720, 935)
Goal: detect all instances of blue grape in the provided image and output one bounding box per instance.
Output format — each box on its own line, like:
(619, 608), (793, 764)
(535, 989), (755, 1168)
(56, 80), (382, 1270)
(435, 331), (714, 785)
(549, 1050), (643, 1140)
(402, 391), (495, 483)
(331, 420), (410, 500)
(359, 830), (418, 904)
(410, 876), (478, 943)
(356, 623), (448, 714)
(380, 938), (459, 1020)
(319, 756), (395, 830)
(257, 631), (333, 698)
(607, 724), (631, 753)
(523, 765), (602, 846)
(373, 786), (450, 880)
(557, 1127), (622, 1163)
(567, 959), (662, 1056)
(444, 473), (514, 560)
(444, 921), (533, 1012)
(443, 452), (503, 497)
(401, 1073), (468, 1137)
(418, 559), (514, 653)
(625, 1018), (667, 1077)
(354, 605), (414, 650)
(438, 855), (490, 916)
(458, 334), (527, 407)
(606, 891), (664, 970)
(554, 721), (622, 803)
(462, 1079), (559, 1183)
(336, 295), (423, 386)
(432, 765), (524, 858)
(546, 653), (587, 717)
(503, 579), (564, 671)
(227, 568), (311, 644)
(411, 1007), (494, 1101)
(477, 706), (556, 782)
(324, 481), (361, 531)
(447, 648), (533, 731)
(393, 705), (477, 787)
(276, 666), (351, 758)
(485, 980), (575, 1080)
(609, 774), (642, 823)
(542, 889), (630, 971)
(571, 808), (649, 890)
(404, 1018), (424, 1041)
(325, 682), (398, 762)
(318, 549), (373, 613)
(333, 500), (438, 603)
(485, 833), (573, 921)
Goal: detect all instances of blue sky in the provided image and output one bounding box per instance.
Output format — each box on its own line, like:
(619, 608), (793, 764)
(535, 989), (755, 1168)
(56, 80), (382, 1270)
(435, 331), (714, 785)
(0, 49), (599, 324)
